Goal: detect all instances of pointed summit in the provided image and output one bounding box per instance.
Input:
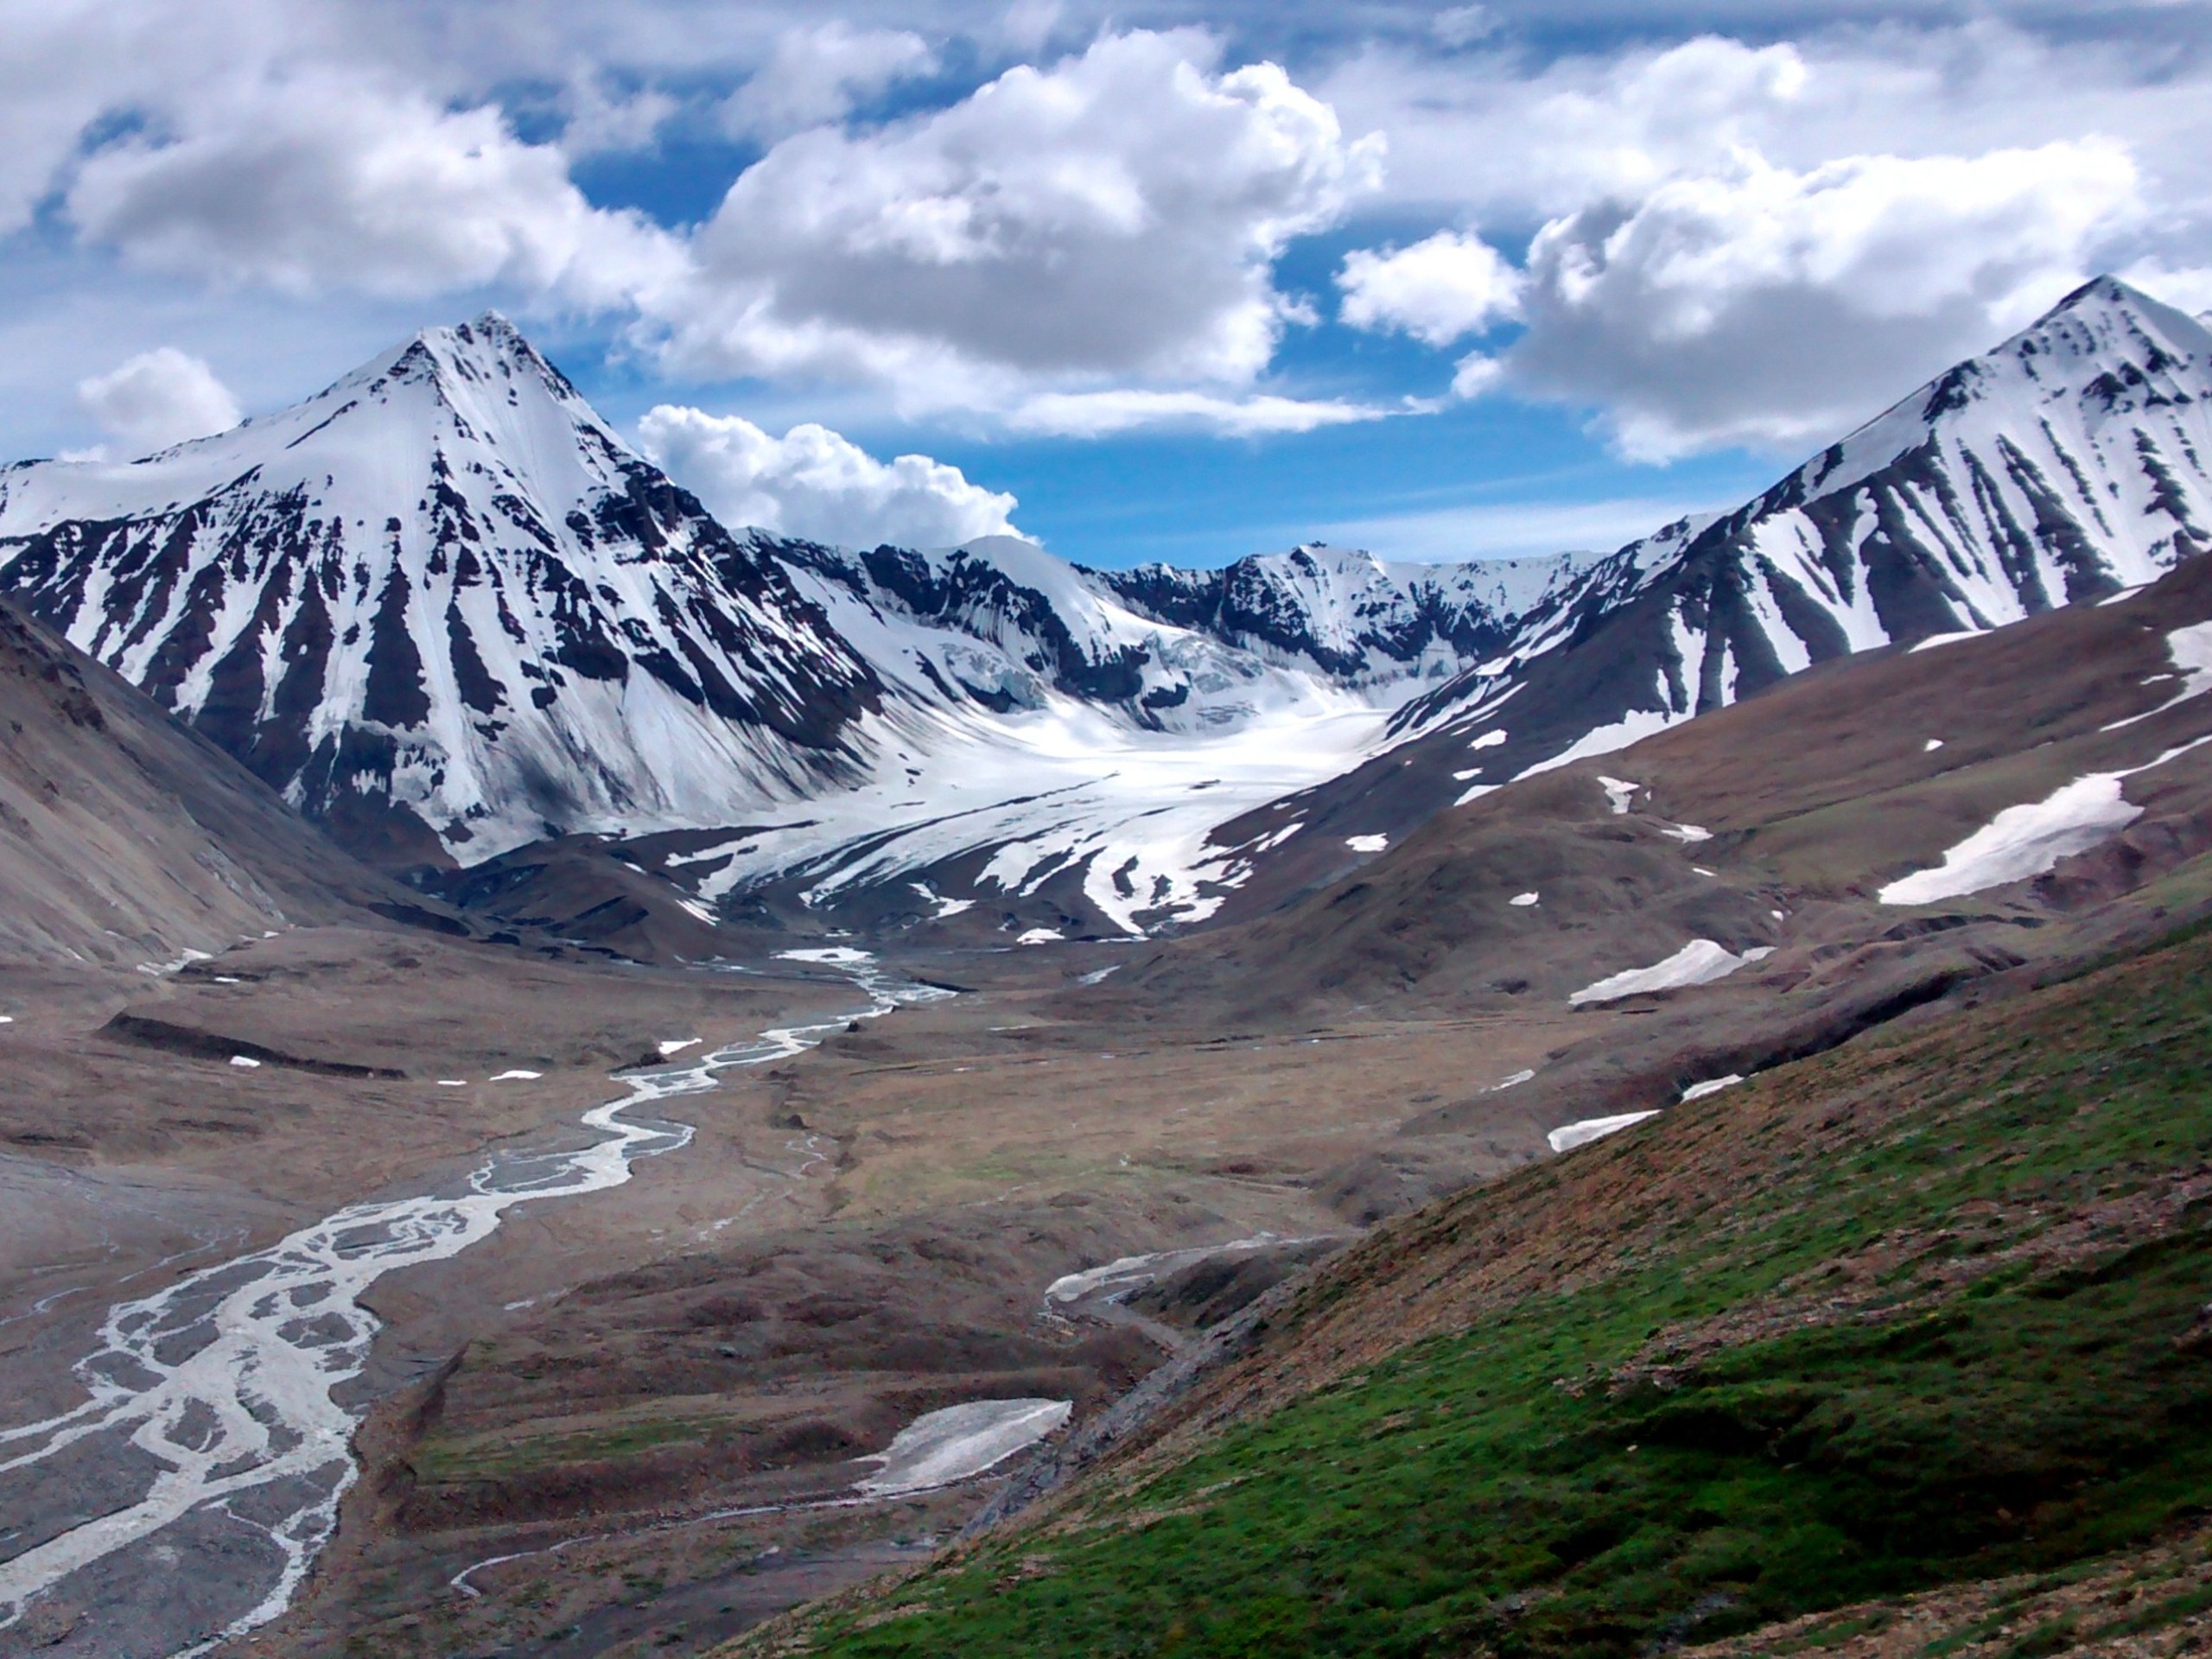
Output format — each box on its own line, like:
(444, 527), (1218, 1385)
(0, 319), (880, 867)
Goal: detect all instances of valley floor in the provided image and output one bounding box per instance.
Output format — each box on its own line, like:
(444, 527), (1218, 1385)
(730, 912), (2212, 1659)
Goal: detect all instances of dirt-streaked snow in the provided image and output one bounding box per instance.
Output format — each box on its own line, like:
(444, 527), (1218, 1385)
(854, 1398), (1072, 1497)
(1568, 940), (1771, 1006)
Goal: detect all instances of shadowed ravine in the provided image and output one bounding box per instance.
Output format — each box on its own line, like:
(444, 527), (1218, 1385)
(0, 954), (949, 1659)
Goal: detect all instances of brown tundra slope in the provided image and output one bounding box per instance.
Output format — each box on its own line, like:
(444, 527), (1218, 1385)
(715, 556), (2212, 1659)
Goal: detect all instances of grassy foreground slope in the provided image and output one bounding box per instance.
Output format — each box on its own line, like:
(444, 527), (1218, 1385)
(731, 914), (2212, 1659)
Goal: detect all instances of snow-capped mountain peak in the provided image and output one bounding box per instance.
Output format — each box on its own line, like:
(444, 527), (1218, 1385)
(0, 314), (881, 865)
(6, 279), (2208, 944)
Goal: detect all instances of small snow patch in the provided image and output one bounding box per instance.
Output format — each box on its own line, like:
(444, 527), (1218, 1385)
(1909, 630), (1979, 653)
(2103, 622), (2212, 732)
(1599, 777), (1639, 816)
(777, 947), (875, 965)
(1344, 834), (1389, 853)
(1693, 866), (1716, 877)
(1548, 1112), (1659, 1154)
(1873, 747), (2198, 904)
(1490, 1068), (1535, 1090)
(1662, 823), (1712, 843)
(1467, 730), (1508, 752)
(1016, 928), (1064, 944)
(1510, 892), (1540, 907)
(910, 881), (976, 920)
(658, 1039), (701, 1057)
(1681, 1075), (1744, 1103)
(1569, 940), (1767, 1007)
(1455, 782), (1498, 807)
(1924, 739), (1945, 752)
(228, 1056), (261, 1069)
(1077, 964), (1122, 985)
(436, 1079), (468, 1088)
(1452, 767), (1484, 781)
(0, 1015), (12, 1025)
(855, 1398), (1072, 1497)
(488, 1069), (543, 1082)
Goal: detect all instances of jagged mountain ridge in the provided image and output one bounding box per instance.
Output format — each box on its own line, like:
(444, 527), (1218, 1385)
(0, 315), (1597, 890)
(1423, 276), (2212, 741)
(0, 315), (884, 866)
(776, 534), (1605, 731)
(1222, 276), (2212, 906)
(3, 278), (2209, 943)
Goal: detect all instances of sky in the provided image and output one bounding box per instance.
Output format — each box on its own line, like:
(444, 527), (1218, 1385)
(3, 1), (2209, 569)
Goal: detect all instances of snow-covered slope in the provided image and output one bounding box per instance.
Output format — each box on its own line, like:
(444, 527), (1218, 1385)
(5, 279), (2207, 944)
(1411, 276), (2212, 757)
(1240, 276), (2212, 901)
(0, 315), (880, 865)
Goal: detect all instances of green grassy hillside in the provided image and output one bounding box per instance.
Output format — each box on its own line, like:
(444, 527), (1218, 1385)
(734, 919), (2212, 1658)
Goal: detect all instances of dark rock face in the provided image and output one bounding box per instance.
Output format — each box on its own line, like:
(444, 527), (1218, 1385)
(0, 314), (881, 868)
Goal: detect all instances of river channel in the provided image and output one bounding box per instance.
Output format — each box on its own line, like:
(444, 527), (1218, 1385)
(0, 951), (943, 1657)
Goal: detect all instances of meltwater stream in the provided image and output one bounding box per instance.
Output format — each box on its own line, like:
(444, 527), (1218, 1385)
(0, 951), (944, 1658)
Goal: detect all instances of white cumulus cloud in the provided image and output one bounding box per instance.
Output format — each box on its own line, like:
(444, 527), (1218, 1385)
(77, 346), (241, 456)
(637, 404), (1019, 548)
(654, 29), (1383, 407)
(1338, 230), (1522, 346)
(1506, 139), (2142, 457)
(67, 70), (684, 307)
(721, 22), (937, 141)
